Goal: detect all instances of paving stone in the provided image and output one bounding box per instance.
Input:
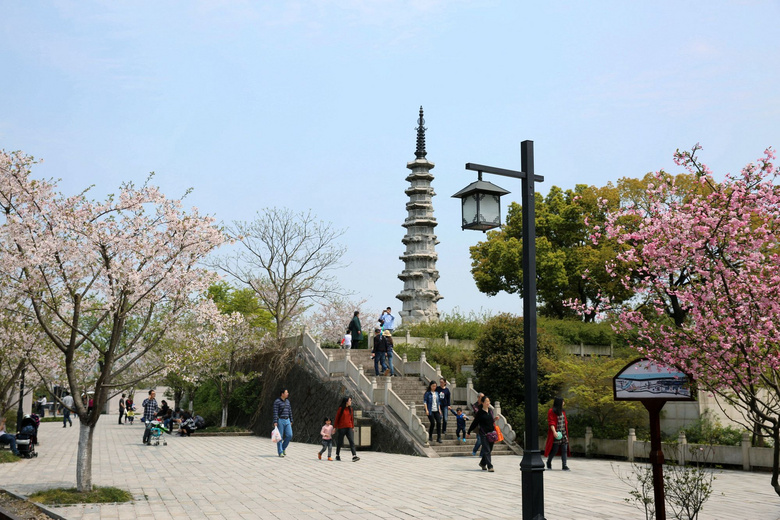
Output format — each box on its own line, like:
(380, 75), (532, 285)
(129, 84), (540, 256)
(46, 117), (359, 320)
(2, 421), (780, 519)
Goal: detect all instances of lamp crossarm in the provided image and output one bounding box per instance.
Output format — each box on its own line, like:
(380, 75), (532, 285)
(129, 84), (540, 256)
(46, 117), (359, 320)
(465, 163), (544, 183)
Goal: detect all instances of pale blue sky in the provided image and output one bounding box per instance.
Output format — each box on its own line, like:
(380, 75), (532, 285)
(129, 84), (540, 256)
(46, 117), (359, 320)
(2, 1), (779, 322)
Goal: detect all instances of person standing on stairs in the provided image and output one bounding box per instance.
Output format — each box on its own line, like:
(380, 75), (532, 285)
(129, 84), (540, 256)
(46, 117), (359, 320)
(348, 311), (362, 349)
(372, 328), (389, 376)
(423, 380), (444, 445)
(437, 378), (451, 435)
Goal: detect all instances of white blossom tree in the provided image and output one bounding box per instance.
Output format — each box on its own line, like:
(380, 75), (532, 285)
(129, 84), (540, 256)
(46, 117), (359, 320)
(0, 150), (224, 491)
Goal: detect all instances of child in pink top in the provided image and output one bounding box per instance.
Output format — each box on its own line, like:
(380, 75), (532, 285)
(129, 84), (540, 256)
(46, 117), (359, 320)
(318, 417), (335, 460)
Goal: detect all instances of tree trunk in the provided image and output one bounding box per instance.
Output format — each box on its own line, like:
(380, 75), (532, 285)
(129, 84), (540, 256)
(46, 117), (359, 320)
(221, 405), (228, 428)
(76, 422), (95, 492)
(772, 424), (780, 497)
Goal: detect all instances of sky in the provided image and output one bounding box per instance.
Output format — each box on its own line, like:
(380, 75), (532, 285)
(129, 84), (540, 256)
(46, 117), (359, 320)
(2, 1), (780, 324)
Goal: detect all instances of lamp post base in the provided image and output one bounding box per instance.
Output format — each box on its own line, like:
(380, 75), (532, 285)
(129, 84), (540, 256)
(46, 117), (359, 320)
(520, 448), (546, 520)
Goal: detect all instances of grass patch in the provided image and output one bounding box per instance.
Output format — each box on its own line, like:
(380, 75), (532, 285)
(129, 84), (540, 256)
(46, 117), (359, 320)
(0, 450), (21, 463)
(199, 425), (250, 433)
(29, 486), (133, 505)
(39, 416), (66, 423)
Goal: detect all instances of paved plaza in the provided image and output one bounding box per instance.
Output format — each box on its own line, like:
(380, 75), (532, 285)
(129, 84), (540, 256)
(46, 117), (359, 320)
(1, 421), (779, 519)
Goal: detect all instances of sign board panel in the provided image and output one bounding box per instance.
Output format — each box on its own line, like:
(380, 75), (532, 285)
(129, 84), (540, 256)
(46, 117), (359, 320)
(613, 358), (696, 401)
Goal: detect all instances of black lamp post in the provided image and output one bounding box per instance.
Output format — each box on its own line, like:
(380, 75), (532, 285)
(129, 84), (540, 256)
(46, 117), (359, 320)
(452, 140), (545, 520)
(16, 364), (26, 431)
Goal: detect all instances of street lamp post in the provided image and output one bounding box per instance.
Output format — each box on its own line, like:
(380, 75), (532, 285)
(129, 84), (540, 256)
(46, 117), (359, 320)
(16, 364), (26, 431)
(453, 140), (545, 520)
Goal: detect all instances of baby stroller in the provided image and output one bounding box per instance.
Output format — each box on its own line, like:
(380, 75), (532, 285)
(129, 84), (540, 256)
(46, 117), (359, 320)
(148, 418), (169, 446)
(16, 414), (39, 458)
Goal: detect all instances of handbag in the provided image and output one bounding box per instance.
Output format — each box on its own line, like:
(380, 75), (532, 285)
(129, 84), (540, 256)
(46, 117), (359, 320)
(486, 430), (499, 443)
(494, 424), (504, 443)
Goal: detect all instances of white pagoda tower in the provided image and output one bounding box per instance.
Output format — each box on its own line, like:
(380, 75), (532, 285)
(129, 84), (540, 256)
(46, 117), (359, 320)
(397, 107), (442, 324)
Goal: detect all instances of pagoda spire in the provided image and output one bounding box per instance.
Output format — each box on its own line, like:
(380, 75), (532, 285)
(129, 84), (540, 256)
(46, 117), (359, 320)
(415, 106), (427, 159)
(397, 107), (442, 325)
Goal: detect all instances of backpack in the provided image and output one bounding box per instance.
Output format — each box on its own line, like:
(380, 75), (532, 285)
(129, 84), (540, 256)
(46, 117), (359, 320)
(194, 415), (206, 429)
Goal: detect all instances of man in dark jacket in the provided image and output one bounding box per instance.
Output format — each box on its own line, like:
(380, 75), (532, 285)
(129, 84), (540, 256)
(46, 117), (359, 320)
(437, 378), (451, 434)
(372, 328), (389, 376)
(348, 311), (362, 348)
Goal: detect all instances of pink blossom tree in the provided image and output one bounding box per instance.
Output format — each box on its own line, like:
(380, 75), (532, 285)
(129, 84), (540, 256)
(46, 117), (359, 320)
(0, 150), (224, 491)
(592, 145), (780, 495)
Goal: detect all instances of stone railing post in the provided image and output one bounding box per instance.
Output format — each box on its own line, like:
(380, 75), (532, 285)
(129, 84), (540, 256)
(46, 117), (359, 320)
(384, 378), (392, 405)
(410, 403), (417, 429)
(345, 350), (351, 364)
(403, 353), (408, 363)
(327, 352), (333, 374)
(370, 377), (377, 404)
(627, 428), (636, 462)
(406, 330), (411, 344)
(436, 365), (442, 379)
(585, 426), (593, 456)
(444, 332), (449, 346)
(494, 401), (502, 418)
(742, 431), (752, 471)
(678, 431), (687, 466)
(467, 377), (473, 391)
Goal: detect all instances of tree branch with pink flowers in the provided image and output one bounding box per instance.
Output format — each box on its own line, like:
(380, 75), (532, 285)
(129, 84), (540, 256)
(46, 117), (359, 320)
(579, 145), (780, 495)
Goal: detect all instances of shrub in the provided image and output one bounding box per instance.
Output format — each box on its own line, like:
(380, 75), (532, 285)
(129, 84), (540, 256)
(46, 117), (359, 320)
(679, 414), (743, 446)
(402, 309), (490, 340)
(538, 317), (617, 346)
(473, 313), (564, 445)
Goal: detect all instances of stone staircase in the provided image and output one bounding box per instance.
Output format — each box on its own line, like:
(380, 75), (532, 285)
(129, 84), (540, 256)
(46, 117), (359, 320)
(326, 348), (517, 458)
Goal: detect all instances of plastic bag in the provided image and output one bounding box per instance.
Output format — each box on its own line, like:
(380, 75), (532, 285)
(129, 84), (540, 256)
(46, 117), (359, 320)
(271, 426), (282, 443)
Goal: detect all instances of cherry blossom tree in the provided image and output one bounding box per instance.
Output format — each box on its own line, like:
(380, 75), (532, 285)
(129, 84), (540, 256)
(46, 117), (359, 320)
(591, 145), (780, 495)
(307, 296), (370, 346)
(176, 284), (272, 427)
(0, 150), (224, 491)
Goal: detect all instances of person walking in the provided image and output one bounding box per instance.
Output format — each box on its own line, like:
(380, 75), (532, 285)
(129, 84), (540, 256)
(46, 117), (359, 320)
(118, 393), (126, 425)
(437, 378), (451, 434)
(141, 389), (158, 445)
(423, 380), (443, 445)
(334, 396), (360, 462)
(318, 417), (335, 460)
(383, 330), (395, 376)
(544, 397), (571, 471)
(372, 328), (388, 376)
(61, 393), (74, 428)
(467, 394), (495, 472)
(471, 392), (485, 456)
(348, 311), (362, 349)
(273, 388), (293, 457)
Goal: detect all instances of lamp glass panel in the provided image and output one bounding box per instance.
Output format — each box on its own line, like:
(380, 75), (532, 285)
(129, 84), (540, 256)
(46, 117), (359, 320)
(478, 193), (501, 225)
(462, 194), (478, 226)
